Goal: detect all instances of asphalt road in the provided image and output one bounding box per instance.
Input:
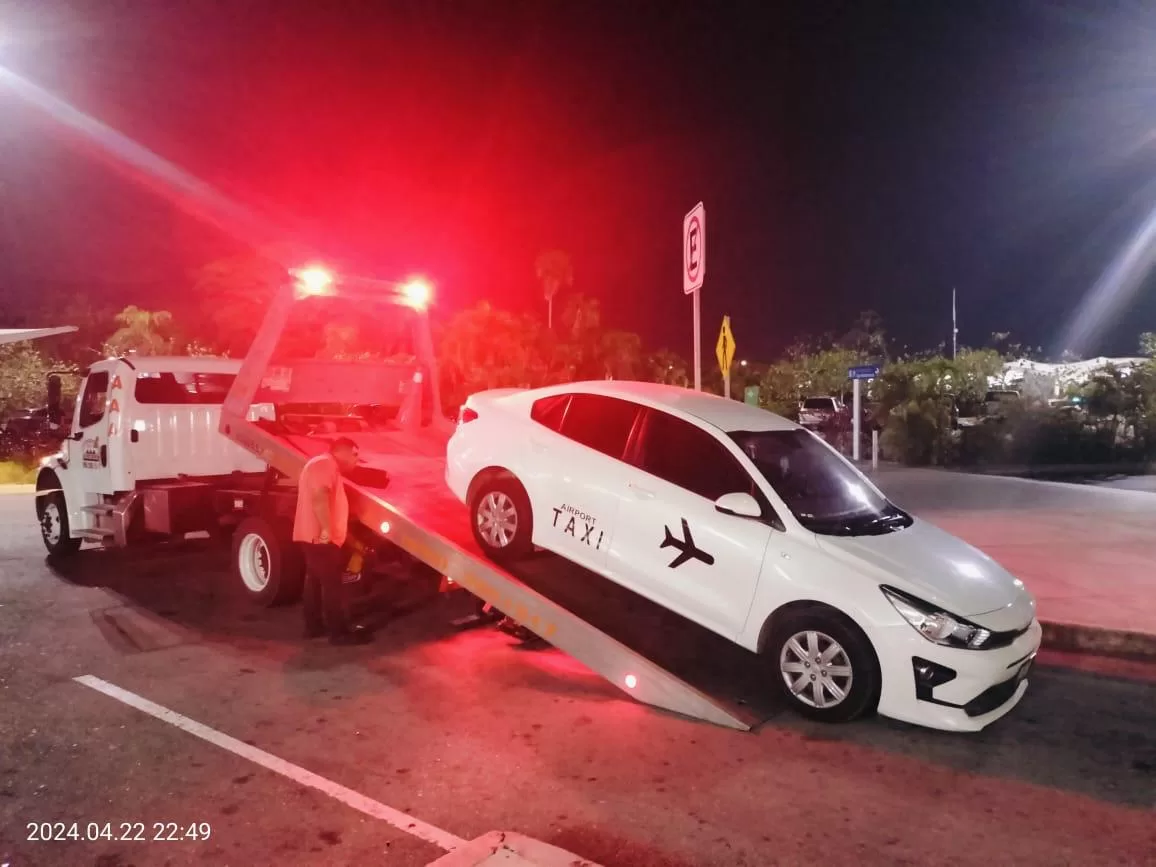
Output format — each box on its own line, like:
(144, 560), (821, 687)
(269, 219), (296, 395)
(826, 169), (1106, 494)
(1, 491), (1154, 867)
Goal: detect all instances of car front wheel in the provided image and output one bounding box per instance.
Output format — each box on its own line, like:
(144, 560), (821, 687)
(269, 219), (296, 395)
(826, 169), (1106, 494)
(469, 476), (533, 562)
(768, 608), (880, 723)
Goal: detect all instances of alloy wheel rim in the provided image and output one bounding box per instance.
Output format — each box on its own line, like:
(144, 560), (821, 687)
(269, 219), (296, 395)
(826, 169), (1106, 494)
(477, 491), (518, 548)
(779, 629), (854, 709)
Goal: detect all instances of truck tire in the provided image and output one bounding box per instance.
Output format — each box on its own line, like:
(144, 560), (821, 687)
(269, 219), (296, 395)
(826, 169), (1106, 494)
(232, 517), (304, 607)
(37, 490), (80, 558)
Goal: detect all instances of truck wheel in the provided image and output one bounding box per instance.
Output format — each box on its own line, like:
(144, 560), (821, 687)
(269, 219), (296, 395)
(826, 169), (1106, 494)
(37, 491), (81, 558)
(469, 475), (533, 563)
(232, 517), (304, 607)
(767, 607), (880, 724)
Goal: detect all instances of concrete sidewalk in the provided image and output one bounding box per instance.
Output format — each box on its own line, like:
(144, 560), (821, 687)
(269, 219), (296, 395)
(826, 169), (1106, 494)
(873, 468), (1156, 660)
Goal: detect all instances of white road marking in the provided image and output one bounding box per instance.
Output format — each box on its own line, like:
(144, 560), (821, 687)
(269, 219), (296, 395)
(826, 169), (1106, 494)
(74, 674), (465, 852)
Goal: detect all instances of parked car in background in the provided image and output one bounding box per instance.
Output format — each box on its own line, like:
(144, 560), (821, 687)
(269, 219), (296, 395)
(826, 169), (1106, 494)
(798, 396), (845, 430)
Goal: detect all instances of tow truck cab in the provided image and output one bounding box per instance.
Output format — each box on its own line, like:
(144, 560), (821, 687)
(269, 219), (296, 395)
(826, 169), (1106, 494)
(36, 356), (267, 554)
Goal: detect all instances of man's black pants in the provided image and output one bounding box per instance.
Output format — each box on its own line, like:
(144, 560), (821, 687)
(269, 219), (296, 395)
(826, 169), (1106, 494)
(301, 543), (350, 637)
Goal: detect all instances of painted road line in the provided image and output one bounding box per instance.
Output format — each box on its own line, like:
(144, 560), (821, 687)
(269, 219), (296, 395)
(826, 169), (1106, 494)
(74, 674), (466, 852)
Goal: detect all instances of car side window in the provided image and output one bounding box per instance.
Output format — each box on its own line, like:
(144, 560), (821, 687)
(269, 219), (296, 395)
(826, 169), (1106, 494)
(633, 409), (753, 502)
(530, 394), (570, 432)
(558, 394), (640, 459)
(78, 372), (110, 429)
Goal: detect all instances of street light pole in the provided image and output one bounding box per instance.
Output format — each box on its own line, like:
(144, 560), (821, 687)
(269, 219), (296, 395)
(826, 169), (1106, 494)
(952, 287), (958, 360)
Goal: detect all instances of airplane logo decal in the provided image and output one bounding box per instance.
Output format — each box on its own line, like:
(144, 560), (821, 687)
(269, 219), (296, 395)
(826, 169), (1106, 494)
(660, 518), (715, 569)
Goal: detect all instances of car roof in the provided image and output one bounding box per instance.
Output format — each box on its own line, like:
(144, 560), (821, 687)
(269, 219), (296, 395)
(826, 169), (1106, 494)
(529, 380), (799, 433)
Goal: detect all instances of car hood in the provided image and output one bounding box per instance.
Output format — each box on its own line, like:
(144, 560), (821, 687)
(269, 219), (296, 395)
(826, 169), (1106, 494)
(816, 518), (1034, 628)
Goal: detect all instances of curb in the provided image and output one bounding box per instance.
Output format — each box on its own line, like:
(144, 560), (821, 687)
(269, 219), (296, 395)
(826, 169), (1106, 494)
(0, 484), (35, 495)
(425, 831), (602, 867)
(1040, 620), (1156, 662)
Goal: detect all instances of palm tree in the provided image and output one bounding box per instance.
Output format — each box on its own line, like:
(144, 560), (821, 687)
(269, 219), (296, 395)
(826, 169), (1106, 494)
(534, 250), (573, 331)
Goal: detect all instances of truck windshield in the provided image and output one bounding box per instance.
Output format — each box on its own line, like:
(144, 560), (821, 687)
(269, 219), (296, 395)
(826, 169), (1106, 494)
(728, 429), (911, 536)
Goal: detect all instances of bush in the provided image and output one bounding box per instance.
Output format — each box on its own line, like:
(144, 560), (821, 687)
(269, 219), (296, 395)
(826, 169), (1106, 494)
(0, 460), (37, 485)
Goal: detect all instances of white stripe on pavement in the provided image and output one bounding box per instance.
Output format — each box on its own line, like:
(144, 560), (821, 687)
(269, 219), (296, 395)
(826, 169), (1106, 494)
(74, 674), (466, 852)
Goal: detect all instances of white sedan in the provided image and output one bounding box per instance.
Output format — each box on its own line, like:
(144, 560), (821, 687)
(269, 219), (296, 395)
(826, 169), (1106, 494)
(446, 380), (1041, 732)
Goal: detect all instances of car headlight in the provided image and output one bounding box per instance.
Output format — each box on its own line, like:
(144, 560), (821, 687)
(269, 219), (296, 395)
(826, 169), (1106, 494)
(881, 586), (992, 649)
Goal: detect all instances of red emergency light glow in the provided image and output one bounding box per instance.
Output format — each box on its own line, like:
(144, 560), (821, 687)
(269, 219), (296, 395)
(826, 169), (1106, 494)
(400, 277), (432, 309)
(624, 674), (638, 689)
(293, 265), (335, 297)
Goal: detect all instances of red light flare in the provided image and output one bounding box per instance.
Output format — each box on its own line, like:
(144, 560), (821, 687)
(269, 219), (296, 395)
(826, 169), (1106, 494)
(292, 264), (335, 298)
(400, 277), (433, 309)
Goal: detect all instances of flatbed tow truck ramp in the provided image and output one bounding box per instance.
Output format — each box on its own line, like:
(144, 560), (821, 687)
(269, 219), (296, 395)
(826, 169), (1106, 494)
(219, 268), (761, 732)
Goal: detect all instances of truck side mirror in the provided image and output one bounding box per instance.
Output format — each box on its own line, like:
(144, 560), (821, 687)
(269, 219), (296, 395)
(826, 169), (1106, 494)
(47, 375), (63, 426)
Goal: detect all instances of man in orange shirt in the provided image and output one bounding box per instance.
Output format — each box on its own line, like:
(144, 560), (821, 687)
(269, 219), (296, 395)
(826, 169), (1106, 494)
(293, 437), (371, 645)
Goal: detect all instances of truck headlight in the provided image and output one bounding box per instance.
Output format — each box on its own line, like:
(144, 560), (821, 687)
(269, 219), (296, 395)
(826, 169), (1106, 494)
(881, 586), (991, 649)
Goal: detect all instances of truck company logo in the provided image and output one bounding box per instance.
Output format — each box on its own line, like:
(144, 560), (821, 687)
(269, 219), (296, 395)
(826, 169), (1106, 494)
(81, 437), (101, 468)
(552, 503), (605, 550)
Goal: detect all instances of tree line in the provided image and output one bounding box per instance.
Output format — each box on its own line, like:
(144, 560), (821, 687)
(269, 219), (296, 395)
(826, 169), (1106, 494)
(3, 249), (1155, 470)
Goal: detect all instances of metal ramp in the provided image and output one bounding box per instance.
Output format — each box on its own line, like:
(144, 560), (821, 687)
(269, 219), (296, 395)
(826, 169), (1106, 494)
(220, 274), (756, 731)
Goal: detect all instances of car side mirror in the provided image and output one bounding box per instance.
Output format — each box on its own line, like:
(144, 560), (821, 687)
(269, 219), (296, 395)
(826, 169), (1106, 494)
(715, 492), (762, 519)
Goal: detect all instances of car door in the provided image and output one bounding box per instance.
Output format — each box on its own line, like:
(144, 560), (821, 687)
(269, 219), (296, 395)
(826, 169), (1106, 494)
(523, 392), (641, 574)
(611, 407), (774, 639)
(68, 369), (114, 496)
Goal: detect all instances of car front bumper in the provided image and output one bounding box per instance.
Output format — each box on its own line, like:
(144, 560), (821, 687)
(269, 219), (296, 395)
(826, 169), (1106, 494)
(874, 617), (1043, 732)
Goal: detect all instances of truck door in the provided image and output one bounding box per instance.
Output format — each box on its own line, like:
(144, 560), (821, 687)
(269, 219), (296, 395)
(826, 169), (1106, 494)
(69, 369), (115, 495)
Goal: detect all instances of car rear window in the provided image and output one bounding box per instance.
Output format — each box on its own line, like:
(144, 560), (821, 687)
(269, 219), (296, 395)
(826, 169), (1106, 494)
(559, 394), (640, 459)
(530, 394), (570, 432)
(802, 398), (834, 410)
(135, 372), (237, 405)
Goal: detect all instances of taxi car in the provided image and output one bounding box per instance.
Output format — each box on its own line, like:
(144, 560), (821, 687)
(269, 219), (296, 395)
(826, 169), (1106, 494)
(446, 381), (1041, 731)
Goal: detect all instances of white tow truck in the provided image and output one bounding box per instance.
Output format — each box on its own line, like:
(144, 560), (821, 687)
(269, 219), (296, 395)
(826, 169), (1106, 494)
(33, 266), (766, 732)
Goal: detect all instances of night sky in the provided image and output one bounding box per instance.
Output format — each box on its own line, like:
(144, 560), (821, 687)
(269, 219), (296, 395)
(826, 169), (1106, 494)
(2, 0), (1156, 361)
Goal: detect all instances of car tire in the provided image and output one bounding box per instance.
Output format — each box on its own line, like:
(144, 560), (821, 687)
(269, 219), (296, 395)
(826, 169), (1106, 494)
(767, 607), (880, 723)
(232, 516), (305, 607)
(37, 490), (80, 558)
(469, 475), (533, 563)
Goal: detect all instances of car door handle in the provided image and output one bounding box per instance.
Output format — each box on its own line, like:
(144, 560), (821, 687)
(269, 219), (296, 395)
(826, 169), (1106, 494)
(628, 483), (655, 500)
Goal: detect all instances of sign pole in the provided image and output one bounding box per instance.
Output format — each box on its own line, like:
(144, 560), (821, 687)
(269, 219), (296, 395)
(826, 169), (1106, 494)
(723, 358), (729, 399)
(693, 289), (702, 391)
(852, 378), (862, 461)
(847, 364), (879, 462)
(683, 202), (706, 392)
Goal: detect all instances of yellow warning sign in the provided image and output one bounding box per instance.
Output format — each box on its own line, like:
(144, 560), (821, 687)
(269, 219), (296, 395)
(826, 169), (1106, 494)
(716, 315), (735, 372)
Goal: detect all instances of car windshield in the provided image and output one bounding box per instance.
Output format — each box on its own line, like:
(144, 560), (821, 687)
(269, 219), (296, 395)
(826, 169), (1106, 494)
(728, 429), (912, 536)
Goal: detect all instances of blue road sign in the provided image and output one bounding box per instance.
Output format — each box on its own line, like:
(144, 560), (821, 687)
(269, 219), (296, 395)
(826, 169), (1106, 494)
(848, 364), (880, 380)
